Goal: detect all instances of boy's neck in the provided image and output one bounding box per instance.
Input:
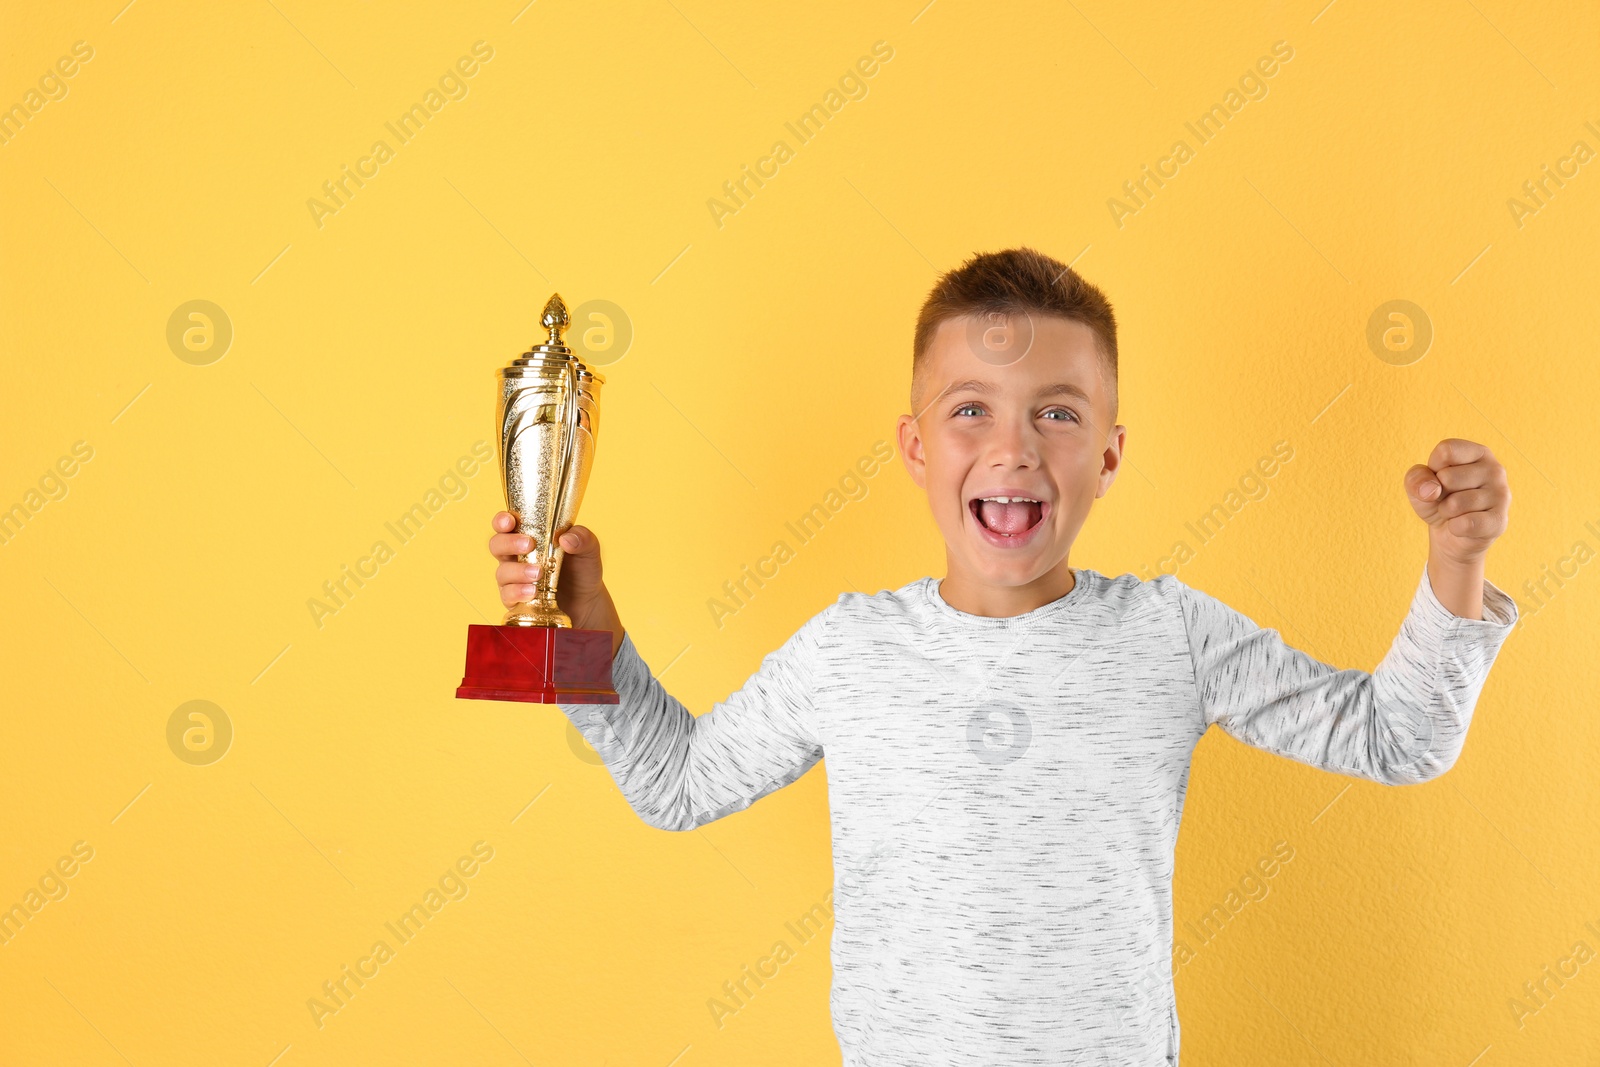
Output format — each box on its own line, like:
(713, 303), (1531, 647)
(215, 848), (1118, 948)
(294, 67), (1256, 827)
(936, 560), (1078, 619)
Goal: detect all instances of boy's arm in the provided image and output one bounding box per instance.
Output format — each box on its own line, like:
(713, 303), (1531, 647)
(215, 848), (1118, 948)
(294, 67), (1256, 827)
(1179, 563), (1517, 784)
(1182, 437), (1516, 785)
(556, 604), (834, 831)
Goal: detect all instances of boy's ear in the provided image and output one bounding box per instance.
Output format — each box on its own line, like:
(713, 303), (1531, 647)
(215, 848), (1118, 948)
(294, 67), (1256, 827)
(896, 413), (927, 489)
(1096, 424), (1127, 499)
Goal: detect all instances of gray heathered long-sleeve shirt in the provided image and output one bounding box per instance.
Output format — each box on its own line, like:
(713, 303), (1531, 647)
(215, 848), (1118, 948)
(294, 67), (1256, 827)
(558, 562), (1518, 1065)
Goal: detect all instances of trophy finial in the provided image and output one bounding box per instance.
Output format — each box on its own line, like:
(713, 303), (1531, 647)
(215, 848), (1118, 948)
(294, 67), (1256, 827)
(541, 294), (570, 347)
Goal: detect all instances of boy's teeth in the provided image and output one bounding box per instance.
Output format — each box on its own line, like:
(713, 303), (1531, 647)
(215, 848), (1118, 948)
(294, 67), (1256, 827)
(977, 498), (1043, 535)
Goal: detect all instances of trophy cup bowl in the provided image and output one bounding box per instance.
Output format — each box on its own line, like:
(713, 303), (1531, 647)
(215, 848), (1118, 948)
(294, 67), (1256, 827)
(456, 294), (620, 704)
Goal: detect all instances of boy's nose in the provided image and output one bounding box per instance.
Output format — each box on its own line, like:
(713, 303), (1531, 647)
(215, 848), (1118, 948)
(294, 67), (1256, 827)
(985, 418), (1040, 467)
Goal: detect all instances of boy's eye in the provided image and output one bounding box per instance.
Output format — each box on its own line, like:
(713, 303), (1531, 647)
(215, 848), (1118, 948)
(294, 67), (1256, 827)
(1043, 408), (1081, 423)
(954, 403), (984, 417)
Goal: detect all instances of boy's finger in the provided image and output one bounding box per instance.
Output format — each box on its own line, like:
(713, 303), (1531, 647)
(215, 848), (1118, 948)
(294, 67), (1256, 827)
(1436, 486), (1500, 519)
(496, 560), (540, 586)
(489, 531), (533, 560)
(492, 511), (516, 532)
(1427, 438), (1489, 473)
(1434, 459), (1499, 493)
(1444, 510), (1496, 539)
(501, 584), (537, 607)
(1404, 464), (1441, 501)
(558, 525), (596, 554)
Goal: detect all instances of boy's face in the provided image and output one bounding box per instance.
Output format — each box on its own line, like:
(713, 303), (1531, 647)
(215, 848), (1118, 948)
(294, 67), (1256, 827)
(897, 313), (1125, 594)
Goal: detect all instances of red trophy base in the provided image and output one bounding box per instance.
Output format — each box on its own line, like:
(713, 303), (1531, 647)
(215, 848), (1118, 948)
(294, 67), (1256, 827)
(456, 624), (619, 704)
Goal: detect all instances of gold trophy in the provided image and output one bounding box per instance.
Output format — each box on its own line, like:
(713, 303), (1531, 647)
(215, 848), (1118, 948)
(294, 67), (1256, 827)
(456, 293), (619, 704)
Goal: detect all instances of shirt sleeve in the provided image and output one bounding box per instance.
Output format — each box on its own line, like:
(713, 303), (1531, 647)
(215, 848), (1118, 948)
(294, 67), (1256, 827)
(556, 603), (834, 831)
(1178, 562), (1519, 785)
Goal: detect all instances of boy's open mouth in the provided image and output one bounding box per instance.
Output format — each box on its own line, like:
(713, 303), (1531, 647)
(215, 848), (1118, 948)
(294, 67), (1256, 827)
(968, 495), (1047, 540)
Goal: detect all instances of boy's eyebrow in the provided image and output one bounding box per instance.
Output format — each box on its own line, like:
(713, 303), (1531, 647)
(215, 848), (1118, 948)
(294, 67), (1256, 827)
(942, 378), (1093, 404)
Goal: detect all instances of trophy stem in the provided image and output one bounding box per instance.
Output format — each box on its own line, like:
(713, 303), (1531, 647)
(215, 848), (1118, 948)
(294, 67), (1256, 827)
(504, 549), (572, 628)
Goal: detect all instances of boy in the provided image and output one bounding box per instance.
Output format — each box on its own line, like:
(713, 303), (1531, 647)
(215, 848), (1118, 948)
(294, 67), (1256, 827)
(486, 247), (1517, 1064)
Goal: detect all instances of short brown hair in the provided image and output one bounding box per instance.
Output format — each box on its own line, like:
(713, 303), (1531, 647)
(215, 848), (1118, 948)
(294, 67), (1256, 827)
(911, 246), (1118, 422)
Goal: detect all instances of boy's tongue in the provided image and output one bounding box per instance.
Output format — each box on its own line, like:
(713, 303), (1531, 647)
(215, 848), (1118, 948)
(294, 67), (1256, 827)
(978, 499), (1040, 535)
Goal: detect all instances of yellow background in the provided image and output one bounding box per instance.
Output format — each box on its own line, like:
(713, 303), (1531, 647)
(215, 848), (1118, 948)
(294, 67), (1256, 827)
(2, 1), (1597, 1063)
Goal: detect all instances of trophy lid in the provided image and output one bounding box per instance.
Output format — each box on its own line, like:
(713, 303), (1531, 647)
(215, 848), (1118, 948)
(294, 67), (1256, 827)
(509, 293), (602, 383)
